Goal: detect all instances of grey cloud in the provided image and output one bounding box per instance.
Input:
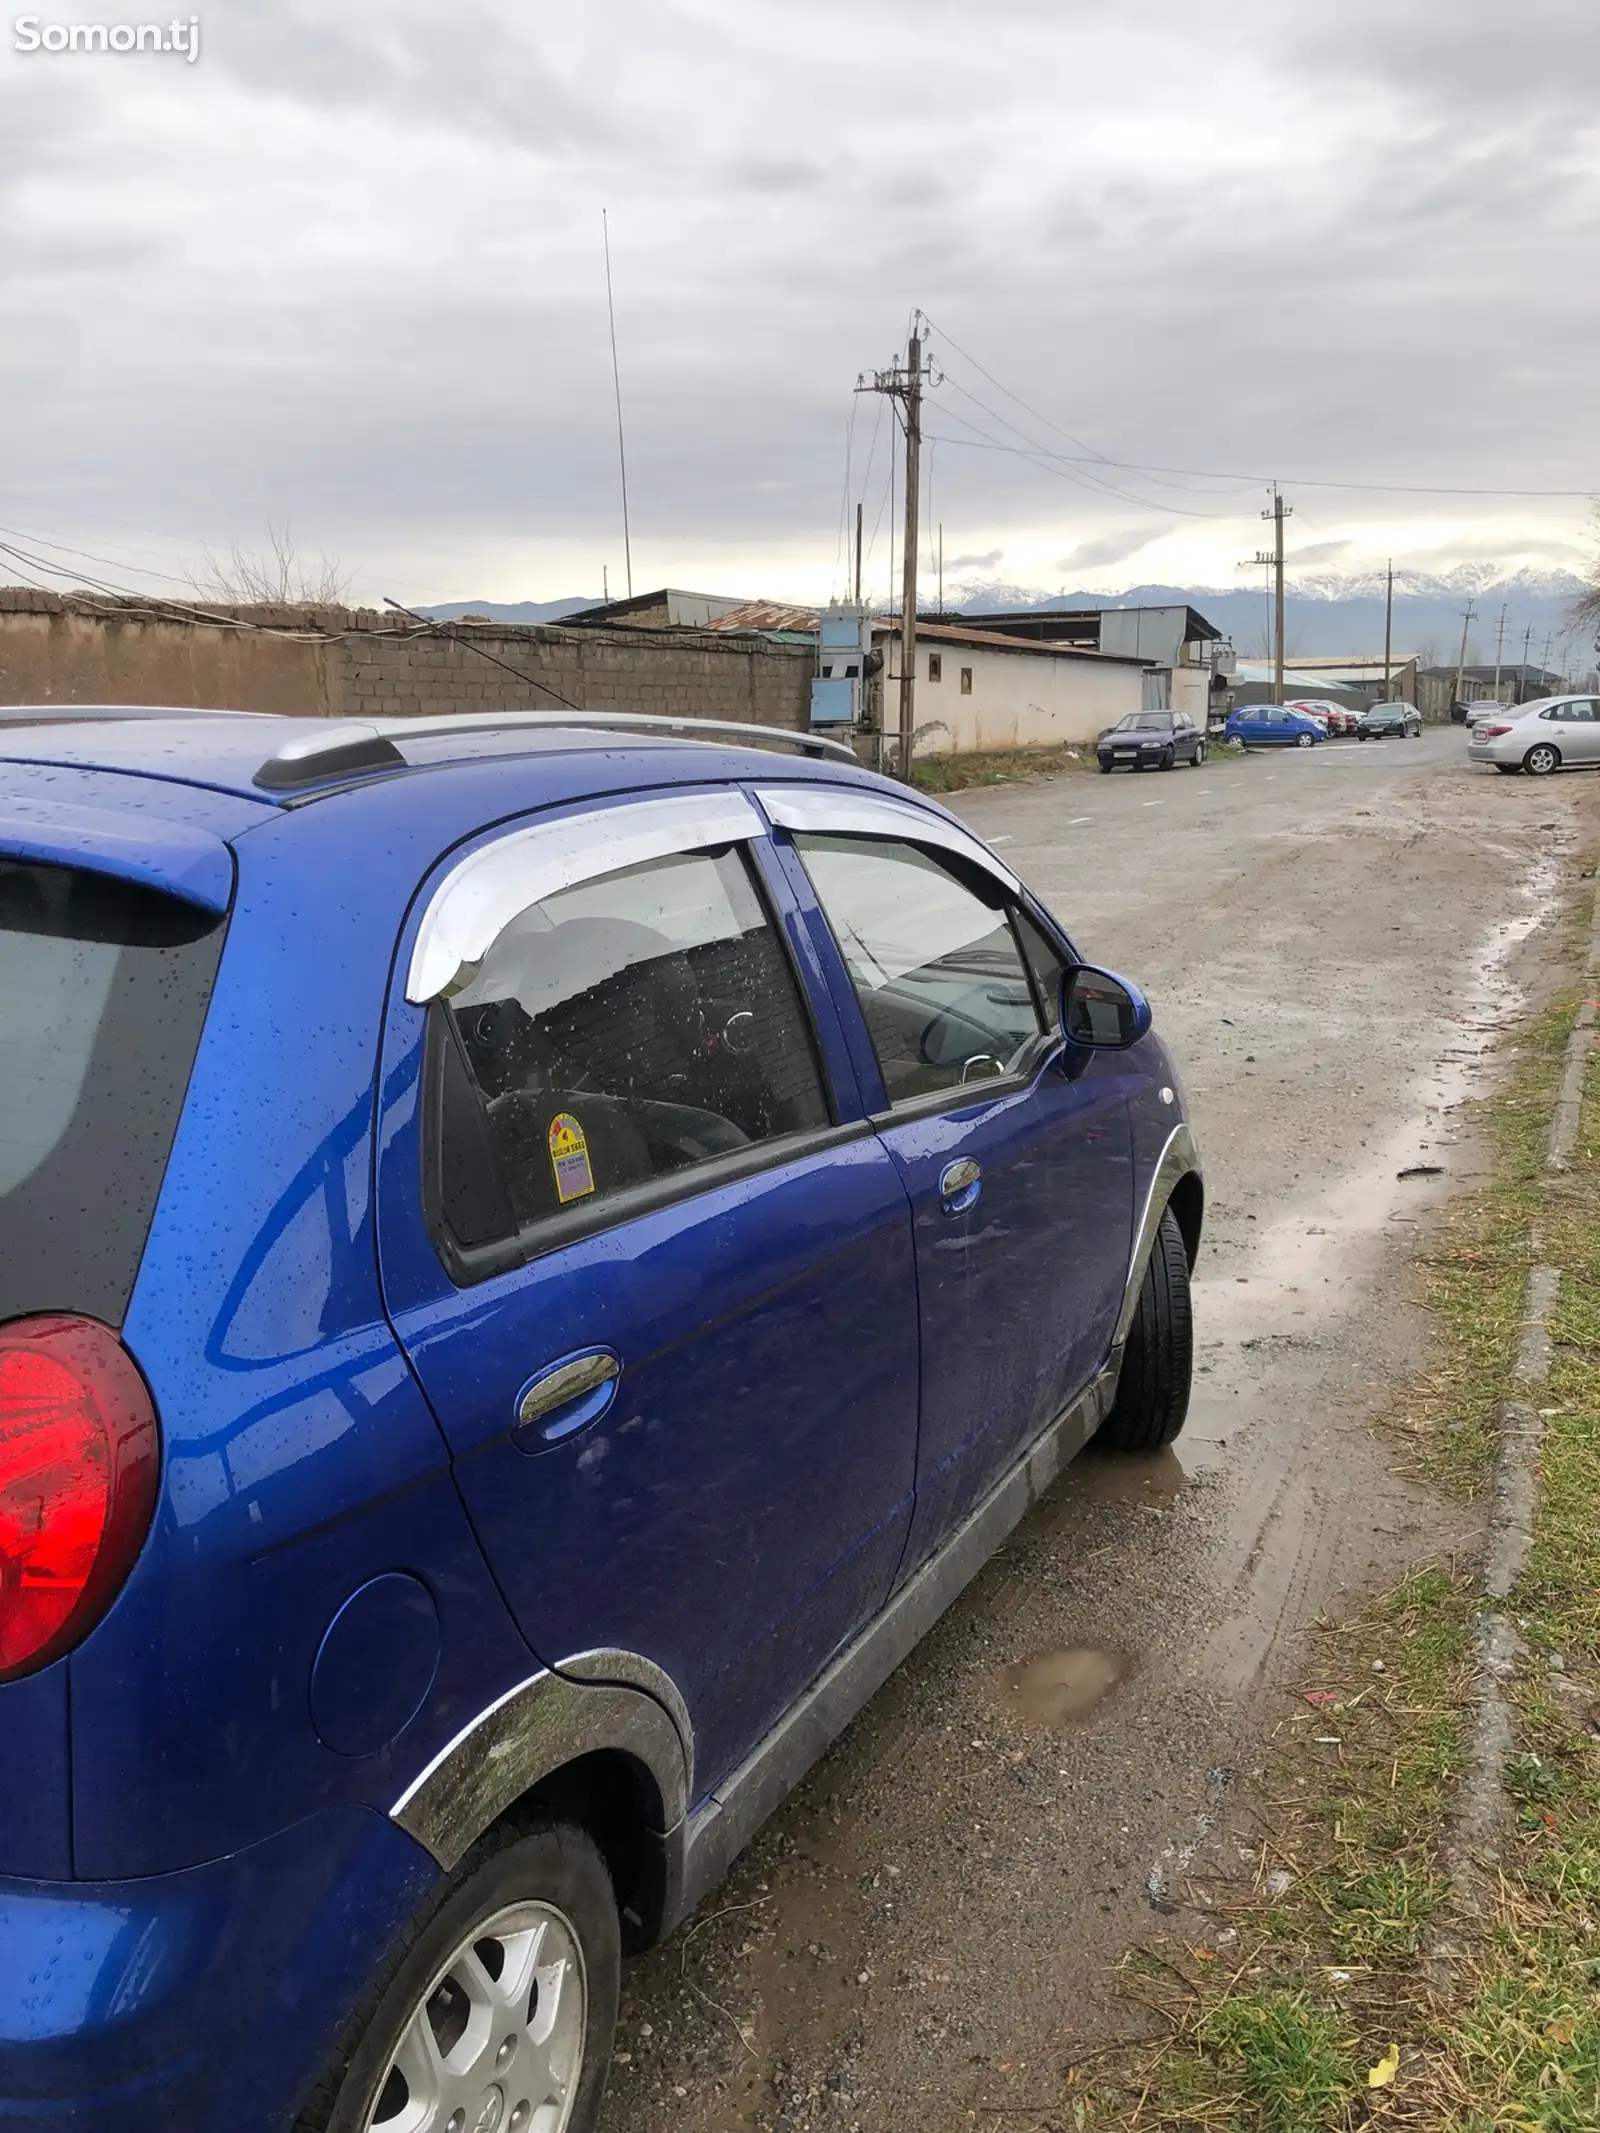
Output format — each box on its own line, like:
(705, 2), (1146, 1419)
(1055, 527), (1168, 572)
(0, 0), (1595, 598)
(1291, 541), (1352, 566)
(947, 550), (1004, 570)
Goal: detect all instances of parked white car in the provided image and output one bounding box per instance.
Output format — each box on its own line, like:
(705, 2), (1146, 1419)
(1468, 695), (1600, 775)
(1463, 700), (1509, 727)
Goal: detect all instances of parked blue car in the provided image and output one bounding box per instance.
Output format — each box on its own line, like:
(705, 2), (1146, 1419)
(1223, 704), (1325, 748)
(0, 706), (1202, 2133)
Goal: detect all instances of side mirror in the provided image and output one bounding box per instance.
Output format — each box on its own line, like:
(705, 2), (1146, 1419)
(1060, 965), (1152, 1049)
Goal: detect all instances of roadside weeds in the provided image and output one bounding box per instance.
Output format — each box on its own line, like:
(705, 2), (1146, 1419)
(910, 741), (1250, 795)
(1073, 886), (1600, 2131)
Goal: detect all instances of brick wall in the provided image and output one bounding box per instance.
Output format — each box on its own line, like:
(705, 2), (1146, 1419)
(0, 590), (811, 734)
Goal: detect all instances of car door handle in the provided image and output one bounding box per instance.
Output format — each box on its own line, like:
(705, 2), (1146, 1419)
(938, 1157), (982, 1216)
(513, 1349), (622, 1451)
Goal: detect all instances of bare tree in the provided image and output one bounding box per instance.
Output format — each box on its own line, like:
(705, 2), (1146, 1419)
(192, 522), (352, 606)
(1573, 504), (1600, 643)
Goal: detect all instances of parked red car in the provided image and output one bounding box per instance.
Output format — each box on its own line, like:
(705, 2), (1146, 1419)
(1287, 698), (1358, 736)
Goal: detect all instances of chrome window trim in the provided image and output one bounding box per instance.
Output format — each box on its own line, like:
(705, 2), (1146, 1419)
(406, 789), (765, 1003)
(753, 785), (1022, 895)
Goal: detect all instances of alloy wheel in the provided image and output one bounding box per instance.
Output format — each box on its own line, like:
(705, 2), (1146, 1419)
(366, 1902), (587, 2133)
(1525, 745), (1560, 776)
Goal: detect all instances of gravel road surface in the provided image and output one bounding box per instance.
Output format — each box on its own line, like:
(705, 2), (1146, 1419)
(601, 730), (1582, 2132)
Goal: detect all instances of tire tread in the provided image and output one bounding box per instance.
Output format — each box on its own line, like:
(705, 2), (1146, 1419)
(1098, 1207), (1193, 1453)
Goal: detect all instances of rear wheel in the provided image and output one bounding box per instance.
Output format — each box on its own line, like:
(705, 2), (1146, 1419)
(301, 1821), (620, 2133)
(1524, 743), (1561, 776)
(1098, 1207), (1192, 1453)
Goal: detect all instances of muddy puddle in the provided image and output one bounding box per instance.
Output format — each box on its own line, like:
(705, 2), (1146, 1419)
(996, 1645), (1131, 1727)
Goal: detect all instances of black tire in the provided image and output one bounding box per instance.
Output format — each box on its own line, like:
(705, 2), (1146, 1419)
(1159, 746), (1175, 771)
(299, 1820), (621, 2133)
(1098, 761), (1113, 773)
(1495, 763), (1520, 775)
(1357, 731), (1368, 742)
(1524, 743), (1561, 777)
(1193, 742), (1207, 766)
(1098, 1207), (1192, 1453)
(1296, 732), (1315, 748)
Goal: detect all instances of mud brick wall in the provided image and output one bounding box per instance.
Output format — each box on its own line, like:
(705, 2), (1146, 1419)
(0, 591), (812, 734)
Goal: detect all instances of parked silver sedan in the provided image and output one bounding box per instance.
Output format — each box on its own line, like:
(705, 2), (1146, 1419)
(1468, 695), (1600, 775)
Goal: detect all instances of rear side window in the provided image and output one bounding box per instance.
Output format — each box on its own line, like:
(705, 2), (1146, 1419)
(0, 862), (224, 1325)
(434, 844), (830, 1255)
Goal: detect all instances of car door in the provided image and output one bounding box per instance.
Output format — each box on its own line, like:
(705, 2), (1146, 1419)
(758, 787), (1135, 1576)
(1560, 700), (1600, 762)
(375, 789), (921, 1795)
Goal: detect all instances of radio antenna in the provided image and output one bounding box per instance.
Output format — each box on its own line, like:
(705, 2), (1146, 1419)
(602, 209), (634, 600)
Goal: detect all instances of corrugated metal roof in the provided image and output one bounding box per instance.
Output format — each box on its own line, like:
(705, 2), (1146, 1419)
(700, 600), (824, 633)
(878, 620), (1146, 663)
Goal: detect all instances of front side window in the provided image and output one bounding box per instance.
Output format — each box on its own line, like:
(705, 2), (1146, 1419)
(435, 844), (829, 1248)
(792, 834), (1049, 1107)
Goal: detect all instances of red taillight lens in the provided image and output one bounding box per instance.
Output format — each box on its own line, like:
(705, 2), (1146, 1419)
(1484, 724), (1512, 737)
(0, 1316), (159, 1681)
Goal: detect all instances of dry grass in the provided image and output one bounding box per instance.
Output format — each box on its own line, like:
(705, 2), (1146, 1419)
(1073, 888), (1600, 2132)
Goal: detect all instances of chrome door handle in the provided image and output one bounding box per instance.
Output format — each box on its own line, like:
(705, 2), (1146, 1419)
(938, 1157), (982, 1217)
(513, 1349), (621, 1450)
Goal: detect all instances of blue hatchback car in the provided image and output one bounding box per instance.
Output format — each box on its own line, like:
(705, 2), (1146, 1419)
(0, 706), (1202, 2133)
(1223, 704), (1324, 748)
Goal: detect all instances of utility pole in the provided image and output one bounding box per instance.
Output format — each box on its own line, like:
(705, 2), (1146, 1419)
(938, 522), (944, 617)
(853, 502), (863, 607)
(1383, 560), (1393, 696)
(858, 319), (938, 779)
(1492, 604), (1507, 701)
(1520, 623), (1534, 703)
(1252, 486), (1291, 702)
(1452, 599), (1477, 716)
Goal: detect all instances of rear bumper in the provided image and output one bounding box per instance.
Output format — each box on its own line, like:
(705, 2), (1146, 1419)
(0, 1807), (438, 2131)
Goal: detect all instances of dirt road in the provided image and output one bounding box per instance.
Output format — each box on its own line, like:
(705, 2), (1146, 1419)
(602, 731), (1579, 2132)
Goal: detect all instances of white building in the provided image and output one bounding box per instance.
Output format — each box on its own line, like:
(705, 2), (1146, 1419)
(879, 622), (1148, 755)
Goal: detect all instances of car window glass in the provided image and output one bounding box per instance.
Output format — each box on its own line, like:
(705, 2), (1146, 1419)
(1014, 908), (1067, 1029)
(437, 843), (829, 1242)
(0, 863), (223, 1323)
(791, 833), (1045, 1106)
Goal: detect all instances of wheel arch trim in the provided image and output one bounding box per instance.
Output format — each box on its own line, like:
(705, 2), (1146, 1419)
(390, 1656), (692, 1874)
(1112, 1121), (1202, 1357)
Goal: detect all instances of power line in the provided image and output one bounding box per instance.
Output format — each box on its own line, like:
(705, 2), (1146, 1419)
(923, 428), (1596, 500)
(917, 317), (1596, 500)
(383, 598), (583, 710)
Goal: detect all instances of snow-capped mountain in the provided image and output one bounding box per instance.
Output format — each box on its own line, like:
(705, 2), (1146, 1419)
(952, 568), (1596, 667)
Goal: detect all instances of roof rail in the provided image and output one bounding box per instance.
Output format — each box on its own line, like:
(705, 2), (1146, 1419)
(254, 710), (859, 791)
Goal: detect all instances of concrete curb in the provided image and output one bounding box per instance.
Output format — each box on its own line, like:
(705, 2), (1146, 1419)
(1429, 890), (1600, 1972)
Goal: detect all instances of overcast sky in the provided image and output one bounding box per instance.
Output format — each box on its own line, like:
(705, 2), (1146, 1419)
(1, 0), (1597, 607)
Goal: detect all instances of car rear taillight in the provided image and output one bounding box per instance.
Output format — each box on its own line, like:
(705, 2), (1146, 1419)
(0, 1316), (160, 1682)
(1483, 724), (1512, 738)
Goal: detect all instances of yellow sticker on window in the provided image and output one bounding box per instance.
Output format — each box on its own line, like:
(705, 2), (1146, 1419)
(548, 1112), (596, 1204)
